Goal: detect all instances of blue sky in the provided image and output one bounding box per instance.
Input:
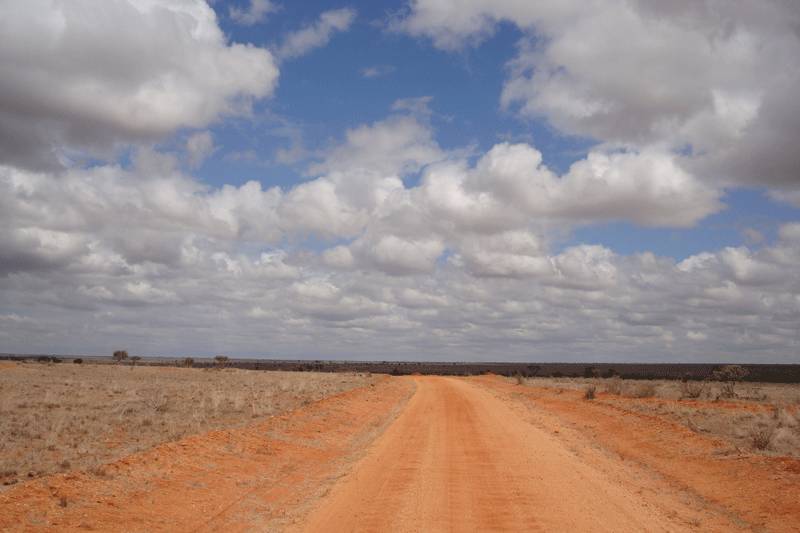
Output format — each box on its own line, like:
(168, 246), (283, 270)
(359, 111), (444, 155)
(1, 0), (799, 361)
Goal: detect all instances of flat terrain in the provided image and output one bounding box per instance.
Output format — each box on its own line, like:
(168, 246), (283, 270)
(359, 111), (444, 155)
(1, 371), (799, 531)
(0, 361), (377, 487)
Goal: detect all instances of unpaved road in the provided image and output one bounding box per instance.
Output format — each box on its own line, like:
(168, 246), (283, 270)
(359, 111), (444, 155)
(303, 377), (711, 532)
(2, 374), (799, 532)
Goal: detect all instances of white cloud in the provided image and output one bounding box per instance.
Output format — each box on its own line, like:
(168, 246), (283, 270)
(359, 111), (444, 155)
(309, 113), (445, 176)
(360, 65), (396, 79)
(352, 234), (445, 275)
(467, 143), (721, 227)
(0, 67), (797, 364)
(229, 0), (277, 26)
(0, 0), (278, 171)
(397, 0), (800, 196)
(274, 8), (356, 61)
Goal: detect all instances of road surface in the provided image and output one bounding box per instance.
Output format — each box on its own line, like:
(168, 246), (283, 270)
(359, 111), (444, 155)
(302, 377), (695, 532)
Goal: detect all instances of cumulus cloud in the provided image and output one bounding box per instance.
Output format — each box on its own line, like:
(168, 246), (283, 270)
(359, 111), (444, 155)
(397, 0), (800, 195)
(467, 143), (721, 227)
(2, 137), (799, 360)
(309, 112), (445, 176)
(4, 208), (798, 359)
(229, 0), (277, 26)
(274, 8), (356, 61)
(0, 0), (278, 171)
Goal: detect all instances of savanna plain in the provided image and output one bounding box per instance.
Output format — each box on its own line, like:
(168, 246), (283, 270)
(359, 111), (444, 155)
(1, 360), (800, 532)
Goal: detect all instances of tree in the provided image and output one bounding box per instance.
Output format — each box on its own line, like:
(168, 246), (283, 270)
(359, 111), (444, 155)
(183, 357), (195, 368)
(130, 355), (142, 368)
(113, 350), (128, 364)
(214, 355), (229, 370)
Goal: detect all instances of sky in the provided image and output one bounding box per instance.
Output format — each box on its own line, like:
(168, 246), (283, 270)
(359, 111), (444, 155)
(1, 0), (799, 362)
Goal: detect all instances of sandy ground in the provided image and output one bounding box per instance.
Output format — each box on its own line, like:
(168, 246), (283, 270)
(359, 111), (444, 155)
(2, 374), (799, 531)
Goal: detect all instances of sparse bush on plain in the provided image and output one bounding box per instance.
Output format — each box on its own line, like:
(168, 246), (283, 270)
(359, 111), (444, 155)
(626, 382), (657, 398)
(214, 355), (229, 370)
(605, 376), (623, 395)
(183, 357), (194, 368)
(141, 388), (168, 413)
(712, 364), (749, 399)
(112, 350), (128, 364)
(515, 373), (525, 385)
(0, 362), (376, 485)
(750, 426), (775, 450)
(584, 385), (596, 400)
(680, 380), (705, 399)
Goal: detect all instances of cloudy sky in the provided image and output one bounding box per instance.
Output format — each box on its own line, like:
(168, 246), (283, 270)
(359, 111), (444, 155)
(1, 0), (799, 362)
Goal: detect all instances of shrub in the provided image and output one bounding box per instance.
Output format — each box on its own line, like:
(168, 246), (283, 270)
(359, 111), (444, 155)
(750, 426), (775, 450)
(214, 355), (229, 370)
(130, 356), (142, 368)
(112, 350), (128, 364)
(72, 358), (83, 365)
(680, 380), (705, 399)
(626, 382), (657, 398)
(142, 389), (168, 413)
(605, 376), (623, 395)
(183, 357), (194, 368)
(514, 373), (525, 385)
(712, 365), (749, 399)
(584, 385), (596, 400)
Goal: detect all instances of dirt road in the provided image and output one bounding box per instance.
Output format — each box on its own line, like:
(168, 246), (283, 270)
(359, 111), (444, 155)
(302, 376), (714, 532)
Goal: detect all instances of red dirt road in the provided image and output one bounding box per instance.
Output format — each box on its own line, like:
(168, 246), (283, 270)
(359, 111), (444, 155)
(2, 375), (799, 532)
(302, 377), (733, 532)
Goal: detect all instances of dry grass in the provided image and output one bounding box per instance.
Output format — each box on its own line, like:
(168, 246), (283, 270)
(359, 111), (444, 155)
(0, 361), (377, 488)
(510, 375), (800, 456)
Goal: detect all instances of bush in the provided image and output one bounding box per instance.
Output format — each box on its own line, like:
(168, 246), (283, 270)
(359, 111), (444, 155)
(112, 350), (128, 364)
(626, 382), (657, 398)
(605, 376), (622, 395)
(750, 427), (775, 450)
(584, 385), (596, 400)
(214, 355), (229, 370)
(515, 373), (525, 385)
(183, 357), (194, 368)
(680, 380), (705, 399)
(712, 365), (749, 399)
(73, 358), (83, 365)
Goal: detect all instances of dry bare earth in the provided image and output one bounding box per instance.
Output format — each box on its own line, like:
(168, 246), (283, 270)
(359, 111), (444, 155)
(0, 361), (377, 487)
(521, 376), (800, 456)
(2, 371), (800, 531)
